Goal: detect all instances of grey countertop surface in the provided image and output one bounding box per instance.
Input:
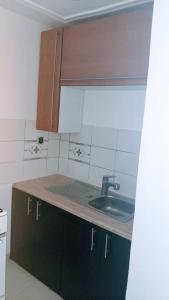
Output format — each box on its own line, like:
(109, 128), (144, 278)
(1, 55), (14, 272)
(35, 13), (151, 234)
(13, 174), (133, 240)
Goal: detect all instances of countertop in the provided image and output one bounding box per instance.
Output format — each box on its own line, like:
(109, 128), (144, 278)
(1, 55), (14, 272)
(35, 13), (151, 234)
(13, 174), (133, 240)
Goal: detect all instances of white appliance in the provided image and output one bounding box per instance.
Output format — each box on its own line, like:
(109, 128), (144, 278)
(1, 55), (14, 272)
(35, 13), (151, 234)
(0, 209), (7, 300)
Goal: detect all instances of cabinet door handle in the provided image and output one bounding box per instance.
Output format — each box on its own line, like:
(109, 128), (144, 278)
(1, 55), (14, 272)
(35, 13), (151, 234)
(104, 233), (111, 259)
(36, 201), (42, 221)
(27, 197), (32, 216)
(91, 228), (96, 252)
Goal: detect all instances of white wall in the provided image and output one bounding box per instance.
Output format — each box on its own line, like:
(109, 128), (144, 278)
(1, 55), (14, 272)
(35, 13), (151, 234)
(0, 7), (47, 253)
(0, 6), (47, 120)
(83, 86), (146, 131)
(126, 1), (169, 299)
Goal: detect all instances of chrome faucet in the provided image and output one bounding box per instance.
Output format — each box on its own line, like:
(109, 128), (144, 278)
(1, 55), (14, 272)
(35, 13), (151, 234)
(101, 175), (120, 196)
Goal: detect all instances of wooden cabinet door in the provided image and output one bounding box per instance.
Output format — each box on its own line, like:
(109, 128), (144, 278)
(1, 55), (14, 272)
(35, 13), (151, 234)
(98, 231), (131, 300)
(10, 189), (36, 274)
(60, 213), (100, 300)
(34, 200), (64, 293)
(61, 4), (153, 85)
(36, 28), (63, 132)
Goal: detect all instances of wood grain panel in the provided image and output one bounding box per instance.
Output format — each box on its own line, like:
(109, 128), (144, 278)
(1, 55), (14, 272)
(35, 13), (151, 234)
(36, 29), (63, 132)
(61, 4), (153, 84)
(60, 77), (147, 86)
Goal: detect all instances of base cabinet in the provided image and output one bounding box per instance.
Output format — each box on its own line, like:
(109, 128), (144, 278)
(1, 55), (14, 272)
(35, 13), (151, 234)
(60, 213), (100, 300)
(10, 188), (64, 293)
(11, 188), (131, 300)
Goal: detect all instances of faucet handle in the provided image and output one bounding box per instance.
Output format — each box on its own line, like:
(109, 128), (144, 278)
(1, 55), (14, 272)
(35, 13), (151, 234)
(102, 175), (116, 182)
(113, 182), (120, 191)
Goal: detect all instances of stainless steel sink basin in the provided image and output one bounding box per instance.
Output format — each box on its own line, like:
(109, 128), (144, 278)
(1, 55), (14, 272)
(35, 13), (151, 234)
(88, 196), (134, 222)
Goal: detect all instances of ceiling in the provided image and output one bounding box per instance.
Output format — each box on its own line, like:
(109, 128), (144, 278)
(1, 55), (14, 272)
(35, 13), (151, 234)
(0, 0), (153, 26)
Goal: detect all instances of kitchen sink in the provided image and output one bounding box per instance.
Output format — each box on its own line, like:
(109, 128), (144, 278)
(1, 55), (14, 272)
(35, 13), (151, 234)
(88, 195), (134, 222)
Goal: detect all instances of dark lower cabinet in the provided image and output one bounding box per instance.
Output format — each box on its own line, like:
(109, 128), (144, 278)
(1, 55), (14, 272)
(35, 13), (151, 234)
(10, 189), (35, 273)
(11, 188), (131, 300)
(33, 199), (63, 292)
(60, 213), (100, 300)
(98, 232), (131, 300)
(10, 188), (64, 294)
(60, 213), (131, 300)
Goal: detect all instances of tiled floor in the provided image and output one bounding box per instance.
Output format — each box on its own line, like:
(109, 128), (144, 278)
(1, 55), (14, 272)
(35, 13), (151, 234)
(6, 259), (62, 300)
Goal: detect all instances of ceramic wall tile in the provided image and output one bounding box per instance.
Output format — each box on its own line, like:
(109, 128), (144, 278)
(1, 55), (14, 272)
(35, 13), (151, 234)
(117, 129), (141, 153)
(114, 172), (137, 198)
(46, 158), (59, 175)
(23, 159), (47, 179)
(58, 158), (69, 176)
(25, 120), (48, 141)
(115, 151), (139, 176)
(24, 141), (48, 159)
(70, 125), (92, 145)
(59, 141), (69, 159)
(89, 166), (115, 187)
(0, 141), (24, 163)
(67, 160), (89, 182)
(48, 140), (60, 158)
(92, 126), (118, 149)
(90, 146), (116, 170)
(48, 132), (60, 140)
(0, 117), (140, 199)
(0, 162), (23, 184)
(0, 119), (25, 141)
(60, 133), (70, 141)
(69, 143), (91, 164)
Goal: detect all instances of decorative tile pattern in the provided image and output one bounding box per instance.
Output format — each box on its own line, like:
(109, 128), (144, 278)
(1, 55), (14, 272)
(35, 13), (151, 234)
(69, 143), (91, 164)
(24, 141), (48, 160)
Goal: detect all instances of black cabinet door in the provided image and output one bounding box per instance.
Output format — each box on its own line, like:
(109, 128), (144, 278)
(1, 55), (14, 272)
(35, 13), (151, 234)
(10, 188), (36, 274)
(11, 189), (64, 294)
(11, 188), (131, 300)
(60, 213), (101, 300)
(34, 200), (64, 293)
(98, 231), (131, 300)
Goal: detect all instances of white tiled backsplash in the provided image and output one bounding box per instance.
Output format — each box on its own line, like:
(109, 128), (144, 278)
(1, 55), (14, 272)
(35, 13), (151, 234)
(0, 120), (141, 198)
(0, 120), (60, 183)
(59, 125), (141, 198)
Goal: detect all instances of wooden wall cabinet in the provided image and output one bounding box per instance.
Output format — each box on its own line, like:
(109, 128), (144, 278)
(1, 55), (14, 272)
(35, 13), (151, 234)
(36, 29), (62, 132)
(61, 4), (153, 86)
(36, 4), (153, 132)
(36, 29), (84, 133)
